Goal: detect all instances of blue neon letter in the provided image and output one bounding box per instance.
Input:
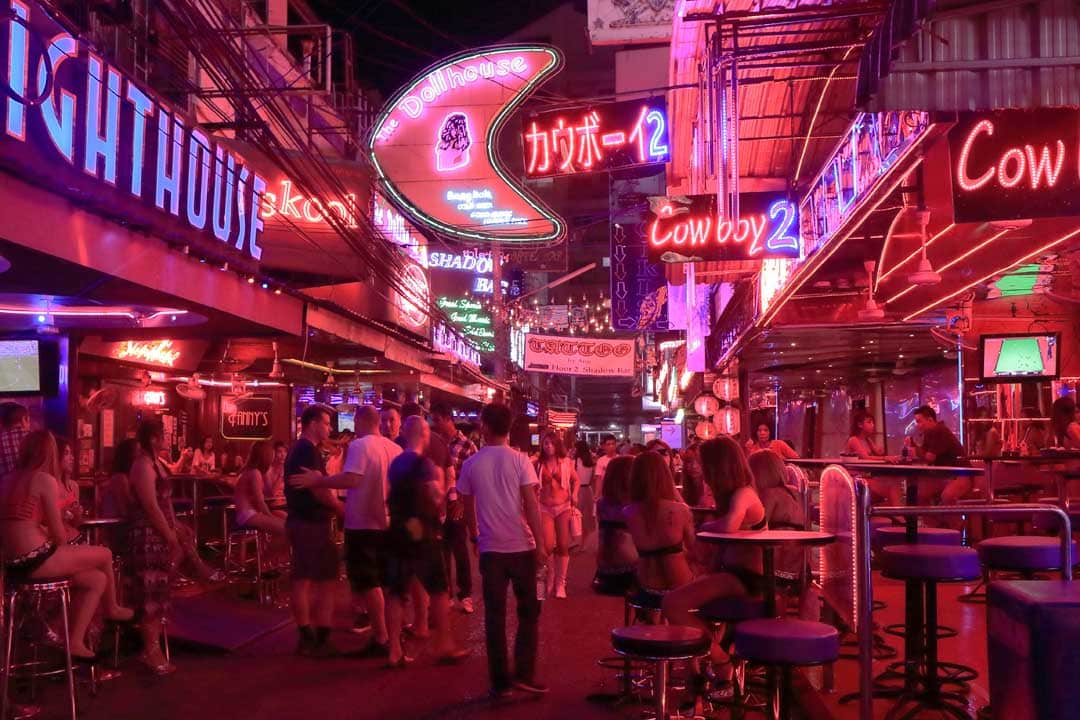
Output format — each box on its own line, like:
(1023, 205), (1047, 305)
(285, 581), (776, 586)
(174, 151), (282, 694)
(84, 55), (121, 183)
(37, 33), (77, 163)
(125, 83), (154, 198)
(247, 173), (266, 260)
(155, 110), (184, 215)
(211, 147), (236, 242)
(6, 0), (29, 139)
(185, 129), (211, 230)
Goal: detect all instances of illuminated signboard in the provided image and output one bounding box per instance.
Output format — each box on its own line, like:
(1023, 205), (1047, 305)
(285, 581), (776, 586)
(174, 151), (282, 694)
(950, 109), (1080, 223)
(113, 340), (181, 368)
(436, 296), (494, 352)
(395, 263), (430, 331)
(373, 192), (427, 267)
(433, 322), (481, 367)
(369, 45), (566, 244)
(260, 179), (361, 229)
(523, 333), (635, 377)
(800, 111), (931, 259)
(429, 250), (496, 274)
(644, 192), (799, 263)
(220, 395), (273, 441)
(522, 98), (670, 179)
(1, 0), (266, 261)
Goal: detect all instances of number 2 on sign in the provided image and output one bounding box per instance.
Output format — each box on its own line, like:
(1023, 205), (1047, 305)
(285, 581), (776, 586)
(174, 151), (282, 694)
(766, 201), (799, 254)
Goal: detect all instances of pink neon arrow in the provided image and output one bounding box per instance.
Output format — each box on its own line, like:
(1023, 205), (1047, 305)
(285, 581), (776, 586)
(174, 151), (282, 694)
(368, 45), (566, 244)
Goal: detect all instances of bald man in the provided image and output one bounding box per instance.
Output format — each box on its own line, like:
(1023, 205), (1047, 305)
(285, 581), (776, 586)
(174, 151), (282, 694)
(290, 404), (402, 655)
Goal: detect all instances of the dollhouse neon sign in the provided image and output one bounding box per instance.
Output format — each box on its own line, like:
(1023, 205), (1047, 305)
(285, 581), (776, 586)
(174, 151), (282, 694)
(523, 99), (670, 178)
(368, 45), (566, 244)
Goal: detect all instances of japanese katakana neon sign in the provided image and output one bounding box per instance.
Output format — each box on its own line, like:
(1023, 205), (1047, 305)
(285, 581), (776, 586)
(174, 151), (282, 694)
(644, 192), (800, 263)
(522, 98), (670, 178)
(368, 45), (566, 244)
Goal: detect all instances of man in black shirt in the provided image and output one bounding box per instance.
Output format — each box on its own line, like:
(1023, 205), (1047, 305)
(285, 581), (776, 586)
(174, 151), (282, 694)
(383, 416), (469, 667)
(910, 404), (972, 506)
(285, 404), (343, 656)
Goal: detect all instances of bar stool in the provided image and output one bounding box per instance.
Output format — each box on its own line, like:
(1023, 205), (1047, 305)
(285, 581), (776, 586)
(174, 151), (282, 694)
(733, 618), (839, 720)
(872, 525), (961, 552)
(694, 596), (767, 712)
(626, 588), (664, 625)
(879, 544), (982, 718)
(3, 580), (79, 720)
(587, 573), (644, 706)
(962, 535), (1079, 603)
(225, 528), (265, 585)
(611, 625), (710, 720)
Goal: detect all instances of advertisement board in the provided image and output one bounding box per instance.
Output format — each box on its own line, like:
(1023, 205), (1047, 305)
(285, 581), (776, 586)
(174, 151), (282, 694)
(524, 333), (635, 377)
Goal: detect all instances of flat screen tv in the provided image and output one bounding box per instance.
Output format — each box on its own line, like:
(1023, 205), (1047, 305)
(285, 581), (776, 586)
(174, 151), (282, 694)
(980, 332), (1060, 382)
(0, 340), (41, 393)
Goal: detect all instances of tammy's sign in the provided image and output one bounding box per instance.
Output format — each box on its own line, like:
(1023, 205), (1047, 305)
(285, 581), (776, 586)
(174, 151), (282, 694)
(1, 0), (267, 262)
(221, 396), (273, 440)
(523, 333), (634, 377)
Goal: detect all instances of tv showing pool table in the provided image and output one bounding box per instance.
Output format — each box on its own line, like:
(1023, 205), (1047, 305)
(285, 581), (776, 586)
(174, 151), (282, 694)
(979, 332), (1060, 382)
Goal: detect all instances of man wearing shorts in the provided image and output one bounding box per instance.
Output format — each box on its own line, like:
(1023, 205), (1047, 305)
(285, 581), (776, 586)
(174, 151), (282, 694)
(290, 405), (401, 655)
(384, 416), (470, 667)
(284, 404), (344, 657)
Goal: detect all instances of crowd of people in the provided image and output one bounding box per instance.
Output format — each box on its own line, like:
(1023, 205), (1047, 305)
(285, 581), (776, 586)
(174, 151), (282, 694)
(5, 394), (1078, 702)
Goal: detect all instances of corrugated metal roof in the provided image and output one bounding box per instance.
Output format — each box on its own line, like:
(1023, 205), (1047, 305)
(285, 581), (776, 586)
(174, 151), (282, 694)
(861, 0), (1080, 111)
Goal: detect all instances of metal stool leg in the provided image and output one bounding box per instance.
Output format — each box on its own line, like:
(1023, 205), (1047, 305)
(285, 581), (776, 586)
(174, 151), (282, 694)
(653, 659), (669, 720)
(3, 591), (19, 720)
(161, 619), (170, 664)
(58, 587), (76, 720)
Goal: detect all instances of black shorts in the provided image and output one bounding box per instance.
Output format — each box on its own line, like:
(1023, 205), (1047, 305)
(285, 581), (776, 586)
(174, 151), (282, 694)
(285, 517), (339, 582)
(345, 529), (388, 592)
(384, 541), (448, 597)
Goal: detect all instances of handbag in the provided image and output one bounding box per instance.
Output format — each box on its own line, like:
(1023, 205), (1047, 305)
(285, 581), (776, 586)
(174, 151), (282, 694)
(569, 506), (583, 540)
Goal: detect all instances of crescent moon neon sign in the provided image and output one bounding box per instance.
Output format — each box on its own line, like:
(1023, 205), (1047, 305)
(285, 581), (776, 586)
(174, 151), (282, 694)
(368, 45), (566, 244)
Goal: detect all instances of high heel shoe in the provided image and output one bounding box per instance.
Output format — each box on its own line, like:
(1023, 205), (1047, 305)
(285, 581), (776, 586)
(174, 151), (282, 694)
(138, 652), (176, 676)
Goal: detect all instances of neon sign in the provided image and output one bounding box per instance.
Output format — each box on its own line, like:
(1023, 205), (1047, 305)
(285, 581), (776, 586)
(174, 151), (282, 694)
(114, 339), (181, 367)
(433, 322), (481, 367)
(395, 264), (430, 330)
(800, 111), (930, 258)
(1, 0), (265, 261)
(369, 45), (566, 244)
(429, 250), (496, 274)
(260, 179), (361, 229)
(523, 98), (670, 178)
(644, 192), (800, 263)
(436, 296), (494, 351)
(950, 110), (1080, 223)
(134, 390), (167, 406)
(373, 193), (427, 267)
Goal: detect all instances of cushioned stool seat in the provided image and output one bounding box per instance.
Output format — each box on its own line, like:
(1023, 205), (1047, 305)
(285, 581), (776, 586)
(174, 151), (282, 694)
(696, 596), (768, 623)
(880, 545), (980, 581)
(873, 525), (962, 549)
(611, 625), (711, 659)
(734, 619), (839, 666)
(976, 536), (1076, 572)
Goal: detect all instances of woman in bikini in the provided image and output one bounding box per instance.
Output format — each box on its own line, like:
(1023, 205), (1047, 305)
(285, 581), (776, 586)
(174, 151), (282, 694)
(535, 432), (579, 598)
(0, 430), (133, 660)
(625, 450), (695, 600)
(233, 441), (285, 537)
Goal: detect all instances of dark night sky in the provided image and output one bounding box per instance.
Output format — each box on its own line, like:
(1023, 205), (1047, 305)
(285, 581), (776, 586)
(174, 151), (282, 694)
(306, 0), (580, 94)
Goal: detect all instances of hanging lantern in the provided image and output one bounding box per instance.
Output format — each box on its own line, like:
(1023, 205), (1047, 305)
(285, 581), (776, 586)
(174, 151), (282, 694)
(695, 420), (718, 440)
(693, 393), (720, 418)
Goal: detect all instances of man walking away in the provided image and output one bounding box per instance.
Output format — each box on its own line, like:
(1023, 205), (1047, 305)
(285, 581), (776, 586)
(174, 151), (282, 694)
(431, 402), (478, 613)
(284, 404), (344, 657)
(458, 403), (547, 698)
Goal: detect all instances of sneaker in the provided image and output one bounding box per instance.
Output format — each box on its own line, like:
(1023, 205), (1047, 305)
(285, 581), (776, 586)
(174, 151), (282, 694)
(512, 679), (549, 695)
(460, 597), (474, 614)
(351, 614), (371, 634)
(489, 687), (514, 700)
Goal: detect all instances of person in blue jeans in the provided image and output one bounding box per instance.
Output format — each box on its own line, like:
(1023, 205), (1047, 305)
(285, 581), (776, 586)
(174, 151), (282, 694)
(458, 403), (548, 698)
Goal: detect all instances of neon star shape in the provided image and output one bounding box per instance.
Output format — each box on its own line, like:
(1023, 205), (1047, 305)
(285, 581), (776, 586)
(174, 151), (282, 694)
(369, 45), (566, 244)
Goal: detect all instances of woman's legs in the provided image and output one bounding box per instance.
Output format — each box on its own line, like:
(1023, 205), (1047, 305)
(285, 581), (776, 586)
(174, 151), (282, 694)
(662, 572), (749, 667)
(243, 512), (286, 537)
(386, 589), (407, 664)
(553, 511), (571, 598)
(34, 544), (131, 619)
(139, 616), (167, 665)
(62, 570), (105, 657)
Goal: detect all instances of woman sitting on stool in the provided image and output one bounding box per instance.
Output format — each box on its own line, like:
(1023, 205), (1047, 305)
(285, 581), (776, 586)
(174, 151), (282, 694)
(625, 451), (695, 603)
(593, 456), (637, 594)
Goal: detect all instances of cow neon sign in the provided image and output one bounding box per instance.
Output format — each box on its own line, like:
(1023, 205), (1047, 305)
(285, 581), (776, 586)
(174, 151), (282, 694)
(522, 98), (670, 178)
(645, 192), (800, 263)
(949, 110), (1080, 224)
(1, 0), (266, 261)
(369, 45), (566, 244)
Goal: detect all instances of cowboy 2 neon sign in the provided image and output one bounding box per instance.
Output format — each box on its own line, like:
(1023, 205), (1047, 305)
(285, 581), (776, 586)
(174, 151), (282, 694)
(645, 192), (800, 263)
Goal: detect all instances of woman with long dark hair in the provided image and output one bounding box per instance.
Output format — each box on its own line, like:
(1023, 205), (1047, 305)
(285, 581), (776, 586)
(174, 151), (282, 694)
(1052, 396), (1080, 448)
(53, 437), (83, 543)
(574, 439), (596, 551)
(679, 442), (709, 507)
(662, 437), (765, 637)
(0, 430), (132, 659)
(233, 441), (285, 537)
(624, 451), (694, 596)
(593, 455), (638, 594)
(535, 432), (579, 598)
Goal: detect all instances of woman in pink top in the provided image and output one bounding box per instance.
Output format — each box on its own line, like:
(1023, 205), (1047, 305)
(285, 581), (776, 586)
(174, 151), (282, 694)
(746, 423), (799, 459)
(535, 432), (579, 599)
(0, 431), (132, 659)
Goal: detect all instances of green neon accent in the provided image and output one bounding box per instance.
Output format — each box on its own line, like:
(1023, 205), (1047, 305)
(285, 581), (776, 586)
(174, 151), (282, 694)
(992, 263), (1041, 297)
(367, 44), (566, 244)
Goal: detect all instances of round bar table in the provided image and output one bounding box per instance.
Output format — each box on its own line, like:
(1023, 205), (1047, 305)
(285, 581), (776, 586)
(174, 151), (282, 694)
(78, 517), (128, 546)
(696, 529), (835, 617)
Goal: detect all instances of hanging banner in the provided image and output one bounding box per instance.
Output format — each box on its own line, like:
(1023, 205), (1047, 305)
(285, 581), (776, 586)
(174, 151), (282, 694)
(524, 333), (635, 377)
(610, 169), (669, 331)
(522, 98), (670, 179)
(645, 192), (800, 263)
(368, 44), (566, 244)
(587, 0), (675, 45)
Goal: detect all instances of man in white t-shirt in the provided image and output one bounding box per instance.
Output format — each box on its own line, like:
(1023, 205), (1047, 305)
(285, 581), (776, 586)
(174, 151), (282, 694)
(592, 434), (618, 501)
(289, 404), (401, 655)
(458, 403), (547, 699)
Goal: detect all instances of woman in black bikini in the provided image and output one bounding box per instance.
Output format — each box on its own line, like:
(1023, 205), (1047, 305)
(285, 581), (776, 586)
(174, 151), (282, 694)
(594, 456), (638, 594)
(661, 436), (765, 634)
(624, 451), (695, 598)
